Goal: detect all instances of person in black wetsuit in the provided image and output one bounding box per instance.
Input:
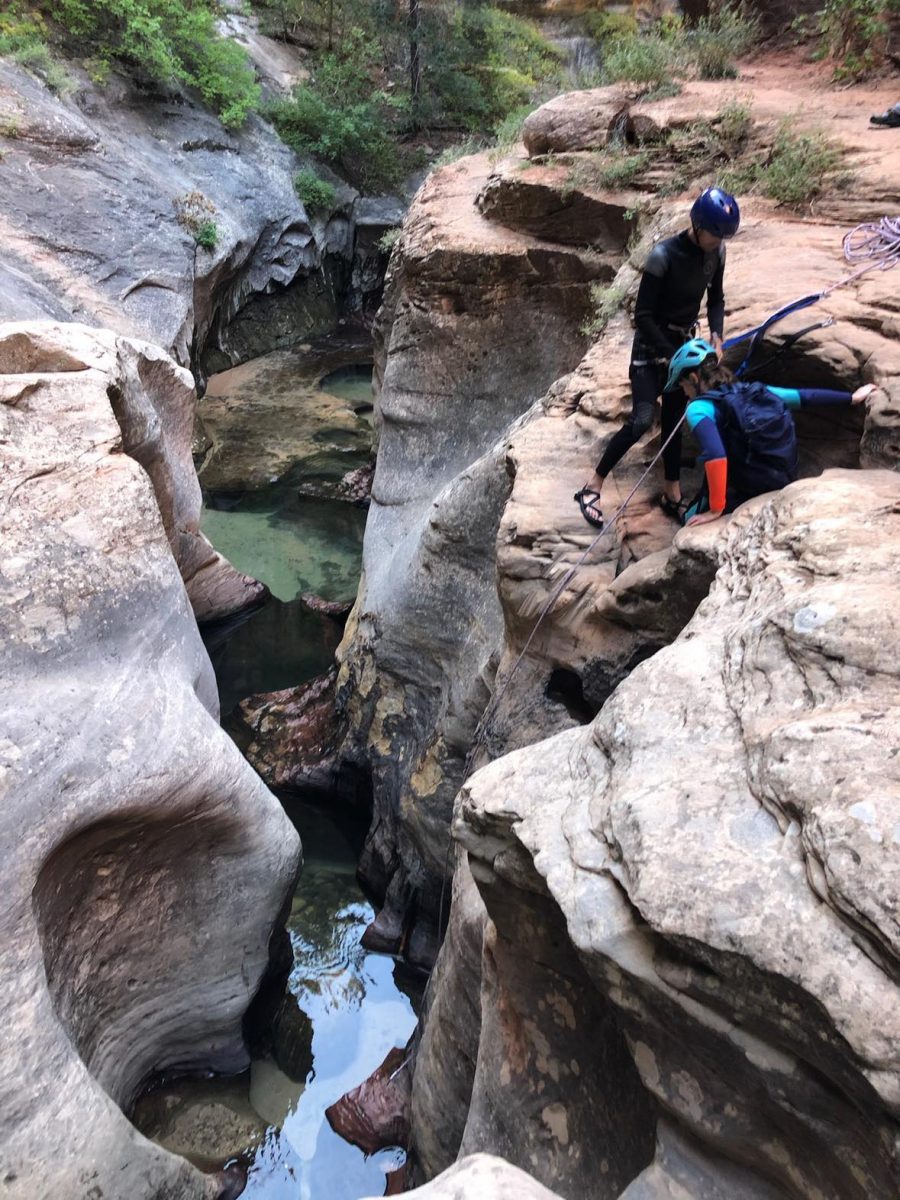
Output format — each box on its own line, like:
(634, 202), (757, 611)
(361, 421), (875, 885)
(574, 187), (740, 528)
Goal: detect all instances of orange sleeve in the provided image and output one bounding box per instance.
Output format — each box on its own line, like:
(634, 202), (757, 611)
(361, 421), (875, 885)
(705, 457), (728, 513)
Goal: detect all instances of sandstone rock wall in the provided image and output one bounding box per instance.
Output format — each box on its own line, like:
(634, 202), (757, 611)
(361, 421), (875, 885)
(341, 74), (900, 1199)
(452, 471), (900, 1198)
(0, 321), (300, 1198)
(334, 151), (617, 961)
(0, 25), (385, 376)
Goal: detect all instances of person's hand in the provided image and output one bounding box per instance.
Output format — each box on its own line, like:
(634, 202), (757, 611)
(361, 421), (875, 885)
(687, 509), (725, 527)
(852, 383), (877, 405)
(711, 333), (724, 362)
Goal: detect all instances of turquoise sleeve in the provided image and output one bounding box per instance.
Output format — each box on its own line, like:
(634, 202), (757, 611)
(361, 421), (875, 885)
(685, 398), (717, 430)
(767, 386), (802, 409)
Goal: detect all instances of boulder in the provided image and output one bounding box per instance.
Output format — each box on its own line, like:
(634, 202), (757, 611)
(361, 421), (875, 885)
(325, 1044), (412, 1155)
(455, 471), (900, 1199)
(522, 88), (630, 157)
(0, 321), (265, 622)
(476, 155), (639, 249)
(362, 1153), (566, 1200)
(0, 322), (300, 1197)
(230, 668), (341, 795)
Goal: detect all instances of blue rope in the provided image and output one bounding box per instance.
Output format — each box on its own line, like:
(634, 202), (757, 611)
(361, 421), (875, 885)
(723, 293), (823, 378)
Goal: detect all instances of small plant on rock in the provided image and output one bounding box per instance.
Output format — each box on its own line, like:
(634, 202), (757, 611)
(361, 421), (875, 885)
(174, 190), (219, 248)
(762, 119), (849, 207)
(581, 280), (629, 338)
(194, 220), (218, 250)
(378, 227), (401, 253)
(293, 168), (337, 216)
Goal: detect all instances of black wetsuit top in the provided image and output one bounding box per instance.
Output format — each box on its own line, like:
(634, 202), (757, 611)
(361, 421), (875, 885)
(632, 230), (725, 364)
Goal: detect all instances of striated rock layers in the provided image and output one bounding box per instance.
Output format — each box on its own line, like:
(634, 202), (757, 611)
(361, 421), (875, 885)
(334, 150), (618, 962)
(449, 471), (900, 1199)
(0, 320), (300, 1198)
(334, 74), (900, 1199)
(335, 73), (900, 970)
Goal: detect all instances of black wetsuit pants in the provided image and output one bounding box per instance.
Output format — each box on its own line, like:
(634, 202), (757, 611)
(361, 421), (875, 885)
(595, 362), (686, 483)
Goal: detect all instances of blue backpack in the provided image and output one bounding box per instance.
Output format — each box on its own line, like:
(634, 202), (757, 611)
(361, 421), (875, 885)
(708, 381), (798, 500)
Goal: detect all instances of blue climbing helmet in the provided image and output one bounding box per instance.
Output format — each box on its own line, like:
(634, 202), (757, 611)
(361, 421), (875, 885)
(690, 187), (740, 239)
(666, 337), (717, 392)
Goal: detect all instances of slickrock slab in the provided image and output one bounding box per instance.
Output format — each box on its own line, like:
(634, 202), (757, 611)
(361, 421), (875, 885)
(0, 321), (299, 1199)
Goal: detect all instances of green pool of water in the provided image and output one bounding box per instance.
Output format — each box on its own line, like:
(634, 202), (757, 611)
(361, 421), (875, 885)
(202, 486), (366, 606)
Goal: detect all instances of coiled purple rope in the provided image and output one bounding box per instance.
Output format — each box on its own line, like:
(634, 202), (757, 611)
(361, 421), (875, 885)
(842, 216), (900, 272)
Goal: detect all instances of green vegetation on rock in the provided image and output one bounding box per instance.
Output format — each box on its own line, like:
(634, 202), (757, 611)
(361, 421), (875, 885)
(293, 167), (338, 216)
(4, 1), (259, 125)
(813, 0), (900, 79)
(750, 119), (849, 208)
(599, 3), (759, 89)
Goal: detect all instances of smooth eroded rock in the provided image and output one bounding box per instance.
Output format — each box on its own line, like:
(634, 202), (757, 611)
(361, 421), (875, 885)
(0, 320), (300, 1199)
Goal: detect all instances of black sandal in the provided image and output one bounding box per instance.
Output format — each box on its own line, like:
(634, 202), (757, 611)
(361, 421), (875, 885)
(657, 493), (688, 519)
(574, 486), (604, 529)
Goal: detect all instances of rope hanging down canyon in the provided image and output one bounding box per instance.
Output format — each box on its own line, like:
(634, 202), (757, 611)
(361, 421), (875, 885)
(436, 216), (900, 941)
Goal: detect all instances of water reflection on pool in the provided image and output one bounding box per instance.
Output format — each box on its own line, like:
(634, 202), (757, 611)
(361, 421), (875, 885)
(133, 802), (419, 1199)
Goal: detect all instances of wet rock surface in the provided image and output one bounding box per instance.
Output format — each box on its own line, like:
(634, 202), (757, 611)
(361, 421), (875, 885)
(0, 320), (299, 1198)
(230, 668), (342, 795)
(325, 1044), (411, 1156)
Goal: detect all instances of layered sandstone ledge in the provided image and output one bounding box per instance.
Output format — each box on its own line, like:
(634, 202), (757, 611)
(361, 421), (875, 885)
(452, 471), (900, 1199)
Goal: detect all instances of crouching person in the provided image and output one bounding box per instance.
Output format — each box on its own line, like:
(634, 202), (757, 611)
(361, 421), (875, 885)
(664, 338), (876, 527)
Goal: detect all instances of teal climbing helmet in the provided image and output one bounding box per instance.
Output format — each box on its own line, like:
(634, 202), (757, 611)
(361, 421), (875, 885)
(665, 337), (718, 392)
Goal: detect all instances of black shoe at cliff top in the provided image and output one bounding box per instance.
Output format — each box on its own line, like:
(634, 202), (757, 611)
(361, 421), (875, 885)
(870, 107), (900, 128)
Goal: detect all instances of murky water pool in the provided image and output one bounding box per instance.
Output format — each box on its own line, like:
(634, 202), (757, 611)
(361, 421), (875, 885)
(132, 339), (418, 1195)
(198, 343), (373, 714)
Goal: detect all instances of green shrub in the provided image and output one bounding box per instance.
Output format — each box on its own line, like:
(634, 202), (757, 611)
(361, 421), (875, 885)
(174, 190), (220, 247)
(601, 4), (759, 88)
(684, 4), (759, 80)
(293, 167), (337, 216)
(582, 280), (628, 338)
(762, 119), (847, 207)
(0, 7), (69, 92)
(378, 226), (401, 253)
(33, 1), (259, 125)
(194, 220), (218, 250)
(717, 117), (847, 207)
(267, 29), (403, 190)
(602, 33), (676, 87)
(421, 5), (564, 132)
(815, 0), (899, 79)
(580, 10), (639, 44)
